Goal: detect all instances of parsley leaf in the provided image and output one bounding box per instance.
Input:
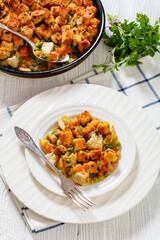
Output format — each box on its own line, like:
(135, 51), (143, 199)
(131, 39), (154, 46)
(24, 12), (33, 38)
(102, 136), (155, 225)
(93, 13), (160, 73)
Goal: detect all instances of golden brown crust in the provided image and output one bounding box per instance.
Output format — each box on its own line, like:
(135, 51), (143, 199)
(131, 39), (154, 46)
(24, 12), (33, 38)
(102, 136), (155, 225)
(77, 150), (90, 162)
(0, 0), (100, 71)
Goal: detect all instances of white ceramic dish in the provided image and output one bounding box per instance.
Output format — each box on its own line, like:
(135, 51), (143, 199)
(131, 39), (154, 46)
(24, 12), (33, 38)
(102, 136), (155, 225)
(0, 84), (160, 224)
(25, 103), (136, 197)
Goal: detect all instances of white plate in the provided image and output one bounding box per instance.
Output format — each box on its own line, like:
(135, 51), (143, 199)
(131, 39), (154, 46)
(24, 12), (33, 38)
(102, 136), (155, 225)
(25, 103), (136, 197)
(0, 84), (160, 224)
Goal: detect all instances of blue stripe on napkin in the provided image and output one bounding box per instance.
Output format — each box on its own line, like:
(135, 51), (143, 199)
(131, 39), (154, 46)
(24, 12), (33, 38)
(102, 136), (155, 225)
(85, 78), (90, 84)
(142, 100), (160, 108)
(32, 222), (65, 234)
(93, 69), (98, 75)
(137, 66), (160, 100)
(7, 107), (13, 118)
(111, 71), (127, 95)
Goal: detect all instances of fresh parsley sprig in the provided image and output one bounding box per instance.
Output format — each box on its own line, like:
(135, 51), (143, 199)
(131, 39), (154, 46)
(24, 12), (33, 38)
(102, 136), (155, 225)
(93, 13), (160, 73)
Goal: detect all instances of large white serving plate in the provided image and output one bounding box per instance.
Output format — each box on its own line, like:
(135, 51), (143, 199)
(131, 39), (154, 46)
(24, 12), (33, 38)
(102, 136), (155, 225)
(25, 103), (136, 197)
(0, 84), (160, 224)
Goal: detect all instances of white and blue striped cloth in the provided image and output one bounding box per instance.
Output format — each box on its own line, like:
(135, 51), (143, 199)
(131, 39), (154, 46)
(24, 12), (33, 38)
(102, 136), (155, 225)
(0, 52), (160, 234)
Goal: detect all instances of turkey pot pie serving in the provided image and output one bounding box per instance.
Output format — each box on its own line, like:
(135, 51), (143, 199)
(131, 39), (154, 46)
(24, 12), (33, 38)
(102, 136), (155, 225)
(39, 111), (121, 186)
(0, 0), (100, 72)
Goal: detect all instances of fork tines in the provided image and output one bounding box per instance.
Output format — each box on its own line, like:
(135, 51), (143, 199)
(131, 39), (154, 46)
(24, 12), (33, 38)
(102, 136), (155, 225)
(67, 188), (95, 211)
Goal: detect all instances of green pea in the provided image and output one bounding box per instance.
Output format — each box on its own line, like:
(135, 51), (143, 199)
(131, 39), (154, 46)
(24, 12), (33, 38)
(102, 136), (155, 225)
(66, 158), (71, 164)
(34, 48), (40, 51)
(54, 132), (59, 137)
(36, 42), (43, 48)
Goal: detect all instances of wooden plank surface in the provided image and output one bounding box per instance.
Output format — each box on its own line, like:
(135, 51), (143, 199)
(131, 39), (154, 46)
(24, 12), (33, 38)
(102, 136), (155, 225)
(0, 0), (160, 239)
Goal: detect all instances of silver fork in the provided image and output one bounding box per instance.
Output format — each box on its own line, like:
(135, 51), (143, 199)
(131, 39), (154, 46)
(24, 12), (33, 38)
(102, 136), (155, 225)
(14, 126), (95, 210)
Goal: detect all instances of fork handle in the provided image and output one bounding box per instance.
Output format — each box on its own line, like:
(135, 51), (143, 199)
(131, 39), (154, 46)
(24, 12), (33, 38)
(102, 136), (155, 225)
(14, 126), (65, 180)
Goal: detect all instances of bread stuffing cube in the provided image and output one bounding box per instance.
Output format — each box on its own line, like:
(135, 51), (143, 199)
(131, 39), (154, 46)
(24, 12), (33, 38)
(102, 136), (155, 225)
(0, 47), (10, 59)
(1, 41), (13, 51)
(90, 18), (100, 26)
(68, 3), (77, 14)
(18, 3), (30, 12)
(31, 8), (50, 24)
(59, 130), (74, 147)
(61, 0), (71, 6)
(73, 34), (81, 46)
(13, 35), (24, 48)
(19, 12), (31, 24)
(83, 161), (97, 173)
(55, 16), (67, 26)
(54, 145), (67, 156)
(50, 6), (60, 16)
(83, 0), (93, 6)
(10, 0), (20, 11)
(97, 121), (110, 135)
(22, 0), (34, 6)
(80, 14), (90, 26)
(90, 119), (100, 127)
(73, 0), (82, 5)
(21, 26), (34, 39)
(59, 5), (69, 17)
(42, 27), (53, 40)
(86, 6), (97, 17)
(103, 149), (117, 163)
(62, 30), (73, 44)
(49, 0), (61, 6)
(51, 32), (62, 44)
(39, 0), (50, 7)
(77, 111), (92, 126)
(1, 31), (12, 42)
(35, 24), (46, 39)
(90, 150), (102, 160)
(78, 39), (91, 53)
(88, 25), (98, 38)
(83, 123), (95, 140)
(5, 13), (20, 31)
(77, 150), (90, 162)
(73, 138), (87, 151)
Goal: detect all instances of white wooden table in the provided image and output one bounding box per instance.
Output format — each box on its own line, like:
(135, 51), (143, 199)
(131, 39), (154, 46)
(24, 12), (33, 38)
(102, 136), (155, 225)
(0, 1), (160, 239)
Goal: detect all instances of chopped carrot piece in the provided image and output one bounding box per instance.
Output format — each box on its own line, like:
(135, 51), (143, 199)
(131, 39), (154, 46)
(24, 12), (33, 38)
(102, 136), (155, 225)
(74, 121), (80, 126)
(45, 143), (52, 152)
(51, 52), (58, 59)
(102, 166), (108, 172)
(31, 38), (38, 44)
(56, 48), (65, 55)
(102, 159), (107, 165)
(66, 49), (72, 54)
(75, 164), (83, 172)
(19, 46), (28, 56)
(72, 130), (80, 137)
(99, 170), (104, 176)
(21, 63), (27, 68)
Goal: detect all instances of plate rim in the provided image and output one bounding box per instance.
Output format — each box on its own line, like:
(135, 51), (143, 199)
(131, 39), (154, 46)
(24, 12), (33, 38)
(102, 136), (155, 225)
(0, 84), (160, 224)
